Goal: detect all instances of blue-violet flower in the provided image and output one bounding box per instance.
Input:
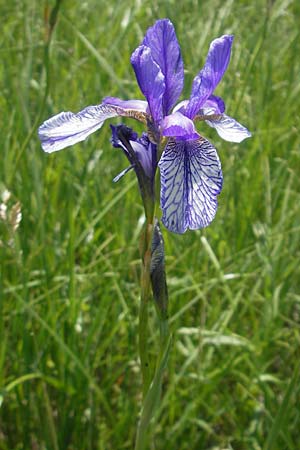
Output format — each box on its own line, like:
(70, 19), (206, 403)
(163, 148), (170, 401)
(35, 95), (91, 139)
(38, 18), (251, 233)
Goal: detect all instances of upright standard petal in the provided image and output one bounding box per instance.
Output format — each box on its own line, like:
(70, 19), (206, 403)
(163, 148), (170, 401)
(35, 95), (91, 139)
(206, 114), (252, 142)
(143, 19), (184, 114)
(185, 35), (234, 120)
(131, 45), (165, 123)
(159, 138), (223, 233)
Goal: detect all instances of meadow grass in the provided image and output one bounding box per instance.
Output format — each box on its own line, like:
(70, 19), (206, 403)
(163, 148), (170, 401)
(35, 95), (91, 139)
(1, 0), (300, 449)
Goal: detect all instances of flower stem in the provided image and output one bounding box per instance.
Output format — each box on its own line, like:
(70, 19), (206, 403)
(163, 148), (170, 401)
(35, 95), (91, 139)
(139, 220), (154, 396)
(132, 137), (171, 449)
(115, 127), (156, 397)
(135, 317), (171, 450)
(135, 218), (171, 450)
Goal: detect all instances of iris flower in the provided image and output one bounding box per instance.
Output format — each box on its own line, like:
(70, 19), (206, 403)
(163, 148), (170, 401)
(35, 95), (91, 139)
(38, 19), (251, 233)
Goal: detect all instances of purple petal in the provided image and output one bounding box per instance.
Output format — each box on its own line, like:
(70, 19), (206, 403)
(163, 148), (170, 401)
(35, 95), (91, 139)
(103, 96), (148, 113)
(206, 114), (251, 142)
(110, 125), (157, 179)
(173, 96), (225, 116)
(143, 19), (184, 114)
(185, 35), (234, 119)
(159, 138), (223, 233)
(38, 104), (121, 153)
(203, 95), (225, 114)
(172, 100), (189, 114)
(110, 123), (138, 148)
(131, 45), (165, 123)
(161, 112), (199, 141)
(131, 139), (157, 179)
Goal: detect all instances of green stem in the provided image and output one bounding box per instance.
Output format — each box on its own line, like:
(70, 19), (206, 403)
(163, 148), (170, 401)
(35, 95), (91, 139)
(135, 217), (171, 449)
(135, 138), (171, 449)
(139, 220), (154, 397)
(135, 321), (171, 450)
(116, 128), (156, 398)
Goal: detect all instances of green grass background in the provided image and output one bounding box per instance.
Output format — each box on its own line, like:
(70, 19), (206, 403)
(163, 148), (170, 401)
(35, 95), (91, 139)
(1, 0), (300, 449)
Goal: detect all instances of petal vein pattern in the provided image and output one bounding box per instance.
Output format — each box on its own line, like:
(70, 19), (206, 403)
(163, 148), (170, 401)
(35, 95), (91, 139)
(38, 104), (147, 153)
(159, 138), (223, 233)
(206, 114), (252, 143)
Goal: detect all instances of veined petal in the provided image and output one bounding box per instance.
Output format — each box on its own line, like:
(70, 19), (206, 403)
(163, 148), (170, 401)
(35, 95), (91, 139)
(38, 102), (148, 153)
(131, 45), (165, 123)
(159, 138), (223, 233)
(206, 114), (251, 142)
(161, 112), (199, 141)
(38, 104), (121, 153)
(186, 35), (234, 119)
(143, 19), (184, 114)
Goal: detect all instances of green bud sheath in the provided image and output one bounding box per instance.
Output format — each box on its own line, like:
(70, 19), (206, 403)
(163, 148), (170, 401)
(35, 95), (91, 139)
(150, 219), (168, 320)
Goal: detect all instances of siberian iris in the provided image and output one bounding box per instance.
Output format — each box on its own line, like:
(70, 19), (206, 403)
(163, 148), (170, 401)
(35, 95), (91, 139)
(38, 19), (251, 233)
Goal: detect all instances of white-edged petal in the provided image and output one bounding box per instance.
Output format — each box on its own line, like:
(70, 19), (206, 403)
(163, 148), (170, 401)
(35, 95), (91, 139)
(38, 104), (121, 153)
(206, 114), (251, 143)
(159, 138), (223, 234)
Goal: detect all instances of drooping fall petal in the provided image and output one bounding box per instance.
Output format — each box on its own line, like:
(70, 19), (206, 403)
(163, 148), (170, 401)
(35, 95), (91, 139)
(159, 137), (223, 233)
(205, 114), (252, 142)
(39, 103), (148, 153)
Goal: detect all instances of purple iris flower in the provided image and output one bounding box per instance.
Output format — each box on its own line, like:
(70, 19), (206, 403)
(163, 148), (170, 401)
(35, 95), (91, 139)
(38, 18), (251, 234)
